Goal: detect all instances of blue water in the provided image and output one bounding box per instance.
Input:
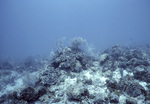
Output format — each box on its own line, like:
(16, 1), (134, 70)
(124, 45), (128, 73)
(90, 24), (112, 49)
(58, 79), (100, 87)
(0, 0), (150, 59)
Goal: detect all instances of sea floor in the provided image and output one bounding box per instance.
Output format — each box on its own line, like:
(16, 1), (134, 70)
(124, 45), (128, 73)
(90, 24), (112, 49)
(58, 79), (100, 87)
(0, 38), (150, 104)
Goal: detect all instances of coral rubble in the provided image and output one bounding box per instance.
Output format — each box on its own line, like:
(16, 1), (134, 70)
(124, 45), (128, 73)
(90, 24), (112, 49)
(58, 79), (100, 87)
(0, 38), (150, 104)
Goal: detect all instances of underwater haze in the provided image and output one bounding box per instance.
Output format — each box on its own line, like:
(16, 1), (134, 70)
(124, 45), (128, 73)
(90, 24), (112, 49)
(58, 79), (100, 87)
(0, 0), (150, 59)
(1, 1), (150, 103)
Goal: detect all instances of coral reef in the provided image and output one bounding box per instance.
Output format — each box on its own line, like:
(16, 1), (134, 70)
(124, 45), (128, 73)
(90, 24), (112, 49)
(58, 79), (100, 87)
(0, 37), (150, 104)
